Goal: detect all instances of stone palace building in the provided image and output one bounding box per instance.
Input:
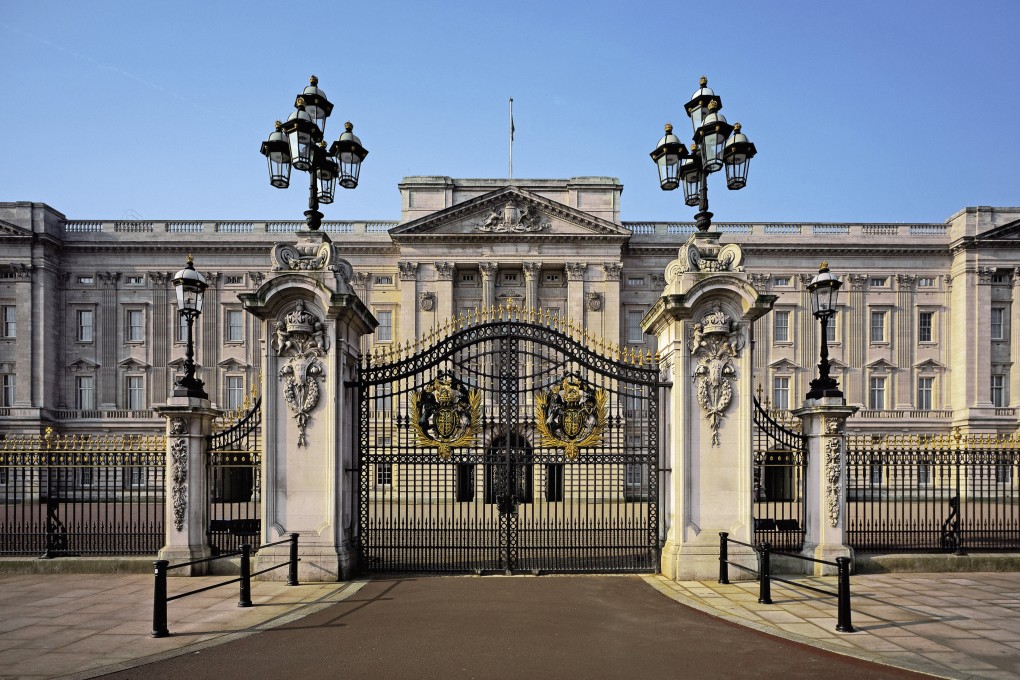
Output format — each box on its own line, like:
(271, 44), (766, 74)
(0, 176), (1017, 437)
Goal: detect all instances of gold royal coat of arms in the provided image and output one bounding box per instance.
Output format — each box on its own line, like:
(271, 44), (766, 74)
(410, 374), (482, 459)
(535, 375), (608, 460)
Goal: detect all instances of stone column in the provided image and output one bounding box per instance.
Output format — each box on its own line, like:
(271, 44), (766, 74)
(565, 262), (586, 324)
(792, 399), (858, 574)
(435, 261), (455, 323)
(643, 233), (775, 580)
(154, 398), (219, 574)
(397, 261), (418, 345)
(522, 262), (541, 311)
(203, 272), (221, 404)
(603, 262), (622, 346)
(241, 230), (375, 581)
(149, 271), (172, 402)
(846, 274), (867, 407)
(97, 272), (120, 408)
(13, 265), (34, 406)
(479, 262), (497, 310)
(1011, 268), (1020, 408)
(895, 274), (915, 409)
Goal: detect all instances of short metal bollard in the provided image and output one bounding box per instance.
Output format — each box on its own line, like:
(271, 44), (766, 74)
(718, 532), (729, 584)
(151, 560), (170, 638)
(835, 556), (854, 632)
(757, 542), (772, 605)
(238, 544), (253, 607)
(288, 533), (299, 586)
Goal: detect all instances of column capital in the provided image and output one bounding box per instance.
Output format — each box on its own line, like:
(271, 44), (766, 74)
(12, 263), (33, 281)
(478, 261), (498, 280)
(565, 262), (587, 281)
(397, 261), (419, 281)
(148, 271), (172, 287)
(522, 261), (542, 280)
(435, 261), (456, 280)
(847, 274), (867, 290)
(602, 262), (622, 281)
(97, 271), (121, 288)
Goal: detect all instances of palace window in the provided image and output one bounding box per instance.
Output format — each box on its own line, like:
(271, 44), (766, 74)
(459, 272), (476, 284)
(77, 309), (94, 342)
(544, 273), (561, 284)
(870, 276), (888, 287)
(375, 463), (392, 486)
(918, 311), (934, 343)
(991, 375), (1007, 408)
(870, 311), (886, 343)
(773, 311), (790, 343)
(225, 275), (244, 285)
(227, 310), (244, 342)
(626, 310), (645, 344)
(870, 463), (883, 485)
(126, 376), (144, 410)
(773, 276), (791, 287)
(626, 276), (644, 287)
(1, 373), (14, 407)
(772, 377), (790, 410)
(501, 271), (519, 284)
(917, 277), (936, 288)
(225, 376), (244, 410)
(824, 316), (836, 342)
(125, 275), (144, 286)
(375, 310), (393, 342)
(374, 275), (393, 286)
(78, 276), (94, 285)
(917, 377), (933, 411)
(76, 375), (95, 410)
(917, 464), (932, 485)
(2, 306), (15, 338)
(869, 376), (886, 410)
(991, 307), (1005, 340)
(126, 309), (144, 342)
(996, 465), (1013, 484)
(178, 312), (189, 343)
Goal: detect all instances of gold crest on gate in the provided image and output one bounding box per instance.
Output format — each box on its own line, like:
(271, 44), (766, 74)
(410, 374), (482, 459)
(535, 375), (608, 460)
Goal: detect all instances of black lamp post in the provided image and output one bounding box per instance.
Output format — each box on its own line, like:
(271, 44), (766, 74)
(806, 261), (844, 400)
(172, 255), (208, 399)
(260, 75), (369, 230)
(651, 76), (757, 231)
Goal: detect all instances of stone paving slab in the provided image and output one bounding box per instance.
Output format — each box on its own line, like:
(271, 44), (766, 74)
(0, 573), (363, 680)
(644, 572), (1020, 680)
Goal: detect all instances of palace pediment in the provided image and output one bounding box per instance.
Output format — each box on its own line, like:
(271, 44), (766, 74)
(977, 218), (1020, 241)
(389, 187), (630, 241)
(0, 220), (31, 237)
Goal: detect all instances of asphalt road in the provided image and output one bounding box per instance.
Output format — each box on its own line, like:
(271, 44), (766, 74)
(99, 575), (933, 680)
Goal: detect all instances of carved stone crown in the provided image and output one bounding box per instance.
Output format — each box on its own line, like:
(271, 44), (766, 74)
(284, 304), (315, 335)
(700, 304), (732, 336)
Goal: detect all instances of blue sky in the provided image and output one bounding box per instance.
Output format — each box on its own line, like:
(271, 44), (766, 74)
(1, 1), (1017, 223)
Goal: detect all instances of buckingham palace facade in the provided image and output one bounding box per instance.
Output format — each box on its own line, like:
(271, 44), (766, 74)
(0, 176), (1017, 436)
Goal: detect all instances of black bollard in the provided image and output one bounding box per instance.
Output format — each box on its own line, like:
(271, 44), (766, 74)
(758, 542), (772, 605)
(151, 560), (170, 638)
(835, 556), (854, 632)
(239, 543), (252, 607)
(718, 532), (729, 584)
(288, 533), (299, 586)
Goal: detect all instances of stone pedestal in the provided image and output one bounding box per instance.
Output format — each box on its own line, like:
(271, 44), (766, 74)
(793, 398), (858, 574)
(154, 397), (220, 575)
(240, 231), (375, 581)
(643, 232), (775, 580)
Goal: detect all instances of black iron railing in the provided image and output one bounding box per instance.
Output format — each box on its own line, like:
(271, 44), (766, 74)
(0, 430), (165, 556)
(752, 396), (806, 551)
(207, 397), (262, 555)
(846, 431), (1020, 553)
(718, 532), (853, 633)
(151, 533), (298, 638)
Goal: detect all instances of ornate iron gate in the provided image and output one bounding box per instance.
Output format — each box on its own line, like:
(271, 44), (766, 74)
(207, 396), (262, 554)
(356, 310), (661, 573)
(752, 395), (806, 551)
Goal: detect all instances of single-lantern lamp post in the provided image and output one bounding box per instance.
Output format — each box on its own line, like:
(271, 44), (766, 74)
(806, 261), (844, 400)
(172, 255), (208, 399)
(260, 75), (368, 230)
(651, 76), (757, 231)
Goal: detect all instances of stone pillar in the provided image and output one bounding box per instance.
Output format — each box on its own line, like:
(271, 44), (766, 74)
(602, 262), (622, 346)
(13, 265), (34, 406)
(154, 397), (219, 574)
(479, 262), (497, 310)
(792, 399), (858, 574)
(97, 272), (120, 408)
(895, 274), (915, 409)
(397, 261), (418, 344)
(202, 272), (221, 404)
(241, 230), (375, 581)
(149, 271), (172, 403)
(643, 232), (775, 580)
(1011, 268), (1020, 408)
(435, 261), (455, 323)
(565, 262), (586, 324)
(522, 261), (541, 311)
(846, 275), (867, 407)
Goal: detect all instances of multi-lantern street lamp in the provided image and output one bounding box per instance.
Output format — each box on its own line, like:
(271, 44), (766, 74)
(806, 261), (844, 400)
(260, 76), (369, 230)
(172, 256), (208, 399)
(651, 76), (757, 231)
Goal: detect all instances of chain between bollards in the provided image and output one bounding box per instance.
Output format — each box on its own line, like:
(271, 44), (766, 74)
(288, 533), (299, 586)
(151, 560), (169, 638)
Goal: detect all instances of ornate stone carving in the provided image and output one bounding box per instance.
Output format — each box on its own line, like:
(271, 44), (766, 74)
(397, 261), (419, 281)
(148, 271), (171, 287)
(847, 274), (867, 290)
(478, 262), (498, 279)
(943, 273), (953, 290)
(274, 301), (328, 447)
(586, 291), (603, 312)
(97, 272), (121, 287)
(57, 271), (71, 287)
(351, 271), (371, 288)
(271, 236), (353, 282)
(821, 415), (847, 528)
(896, 273), (916, 289)
(565, 262), (587, 281)
(522, 262), (542, 280)
(978, 267), (996, 284)
(602, 262), (623, 281)
(12, 263), (33, 281)
(650, 273), (666, 288)
(169, 417), (187, 436)
(474, 199), (549, 233)
(435, 262), (455, 280)
(418, 291), (436, 311)
(1014, 267), (1020, 287)
(798, 273), (814, 285)
(248, 271), (266, 287)
(690, 303), (745, 446)
(747, 272), (770, 290)
(204, 272), (221, 286)
(170, 437), (188, 532)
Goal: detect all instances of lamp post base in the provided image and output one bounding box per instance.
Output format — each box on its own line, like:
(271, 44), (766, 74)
(304, 210), (323, 230)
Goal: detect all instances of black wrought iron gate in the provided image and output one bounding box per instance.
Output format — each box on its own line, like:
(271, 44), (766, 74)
(355, 312), (661, 573)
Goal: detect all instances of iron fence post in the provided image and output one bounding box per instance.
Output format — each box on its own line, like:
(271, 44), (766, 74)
(238, 543), (252, 607)
(288, 533), (299, 586)
(954, 447), (965, 556)
(718, 532), (729, 584)
(151, 560), (170, 638)
(758, 542), (772, 605)
(835, 556), (854, 632)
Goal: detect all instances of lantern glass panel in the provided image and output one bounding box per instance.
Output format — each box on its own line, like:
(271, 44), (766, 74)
(689, 103), (707, 135)
(268, 154), (291, 189)
(318, 170), (337, 204)
(682, 170), (702, 207)
(702, 131), (725, 173)
(725, 156), (750, 190)
(657, 154), (679, 191)
(288, 130), (313, 171)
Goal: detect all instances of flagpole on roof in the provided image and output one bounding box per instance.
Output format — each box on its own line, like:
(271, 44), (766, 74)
(509, 97), (514, 179)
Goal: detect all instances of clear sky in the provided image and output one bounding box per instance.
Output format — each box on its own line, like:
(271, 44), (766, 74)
(1, 0), (1017, 224)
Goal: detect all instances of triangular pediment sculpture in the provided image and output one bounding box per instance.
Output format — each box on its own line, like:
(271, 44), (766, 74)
(976, 218), (1020, 241)
(0, 220), (32, 237)
(389, 187), (630, 240)
(117, 357), (150, 370)
(864, 358), (897, 372)
(68, 357), (100, 371)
